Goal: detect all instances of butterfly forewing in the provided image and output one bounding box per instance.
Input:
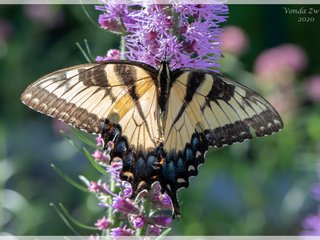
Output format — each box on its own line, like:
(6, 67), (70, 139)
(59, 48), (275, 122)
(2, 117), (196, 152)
(20, 62), (161, 151)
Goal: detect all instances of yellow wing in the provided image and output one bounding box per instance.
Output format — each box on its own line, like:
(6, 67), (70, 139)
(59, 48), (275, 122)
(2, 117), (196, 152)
(164, 69), (283, 152)
(20, 61), (161, 151)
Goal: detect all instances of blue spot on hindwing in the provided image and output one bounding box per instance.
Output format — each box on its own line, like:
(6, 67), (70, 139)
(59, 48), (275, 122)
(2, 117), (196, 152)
(146, 155), (158, 176)
(134, 156), (146, 179)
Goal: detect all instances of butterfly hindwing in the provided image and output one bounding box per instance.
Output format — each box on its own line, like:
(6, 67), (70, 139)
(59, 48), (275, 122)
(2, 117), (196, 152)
(20, 61), (161, 151)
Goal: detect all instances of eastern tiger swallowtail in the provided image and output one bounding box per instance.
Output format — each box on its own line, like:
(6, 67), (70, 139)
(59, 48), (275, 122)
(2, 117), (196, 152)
(20, 60), (283, 217)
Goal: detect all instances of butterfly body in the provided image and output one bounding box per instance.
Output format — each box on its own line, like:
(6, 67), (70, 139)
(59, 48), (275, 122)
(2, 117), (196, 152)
(21, 60), (283, 217)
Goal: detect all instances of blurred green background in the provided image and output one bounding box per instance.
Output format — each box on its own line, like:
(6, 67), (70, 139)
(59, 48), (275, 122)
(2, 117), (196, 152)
(1, 4), (320, 235)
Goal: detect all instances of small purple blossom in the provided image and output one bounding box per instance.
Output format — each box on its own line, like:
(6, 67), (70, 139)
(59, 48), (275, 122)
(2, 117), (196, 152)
(131, 216), (145, 229)
(95, 134), (105, 147)
(88, 180), (116, 196)
(161, 194), (172, 207)
(92, 149), (110, 163)
(147, 225), (162, 236)
(112, 196), (140, 214)
(95, 4), (129, 32)
(110, 226), (134, 236)
(88, 181), (101, 193)
(96, 49), (121, 62)
(122, 182), (133, 198)
(95, 217), (111, 230)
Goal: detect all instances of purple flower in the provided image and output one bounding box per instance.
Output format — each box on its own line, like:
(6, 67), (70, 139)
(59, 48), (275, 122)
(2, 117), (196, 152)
(112, 196), (140, 214)
(96, 49), (121, 62)
(95, 217), (111, 230)
(96, 4), (228, 69)
(88, 180), (116, 197)
(131, 216), (144, 229)
(254, 44), (308, 78)
(161, 194), (172, 207)
(88, 181), (101, 193)
(221, 25), (248, 55)
(95, 4), (129, 32)
(149, 182), (172, 209)
(92, 149), (110, 163)
(305, 75), (320, 102)
(147, 225), (162, 236)
(95, 134), (105, 147)
(302, 212), (320, 235)
(122, 182), (133, 198)
(110, 226), (134, 236)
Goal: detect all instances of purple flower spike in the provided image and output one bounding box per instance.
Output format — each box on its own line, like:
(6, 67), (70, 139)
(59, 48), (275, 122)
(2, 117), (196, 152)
(112, 196), (140, 214)
(111, 226), (134, 236)
(122, 182), (133, 198)
(131, 216), (144, 229)
(96, 3), (228, 70)
(95, 217), (111, 230)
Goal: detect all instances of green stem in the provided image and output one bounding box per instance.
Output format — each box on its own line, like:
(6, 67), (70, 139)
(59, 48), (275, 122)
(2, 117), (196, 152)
(106, 175), (115, 236)
(120, 36), (126, 60)
(118, 14), (127, 60)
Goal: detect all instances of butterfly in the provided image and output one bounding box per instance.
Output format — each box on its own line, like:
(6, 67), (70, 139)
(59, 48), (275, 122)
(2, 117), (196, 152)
(20, 59), (283, 217)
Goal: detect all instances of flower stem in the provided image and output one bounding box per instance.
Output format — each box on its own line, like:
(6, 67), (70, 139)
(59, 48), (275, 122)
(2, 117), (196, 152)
(106, 174), (115, 236)
(120, 35), (126, 60)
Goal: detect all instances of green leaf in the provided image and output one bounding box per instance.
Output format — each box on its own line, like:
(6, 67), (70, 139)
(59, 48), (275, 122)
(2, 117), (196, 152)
(79, 175), (90, 187)
(155, 228), (172, 239)
(83, 147), (108, 176)
(59, 203), (98, 231)
(50, 203), (80, 235)
(71, 128), (97, 149)
(59, 130), (82, 151)
(76, 41), (92, 63)
(51, 164), (89, 192)
(80, 1), (101, 30)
